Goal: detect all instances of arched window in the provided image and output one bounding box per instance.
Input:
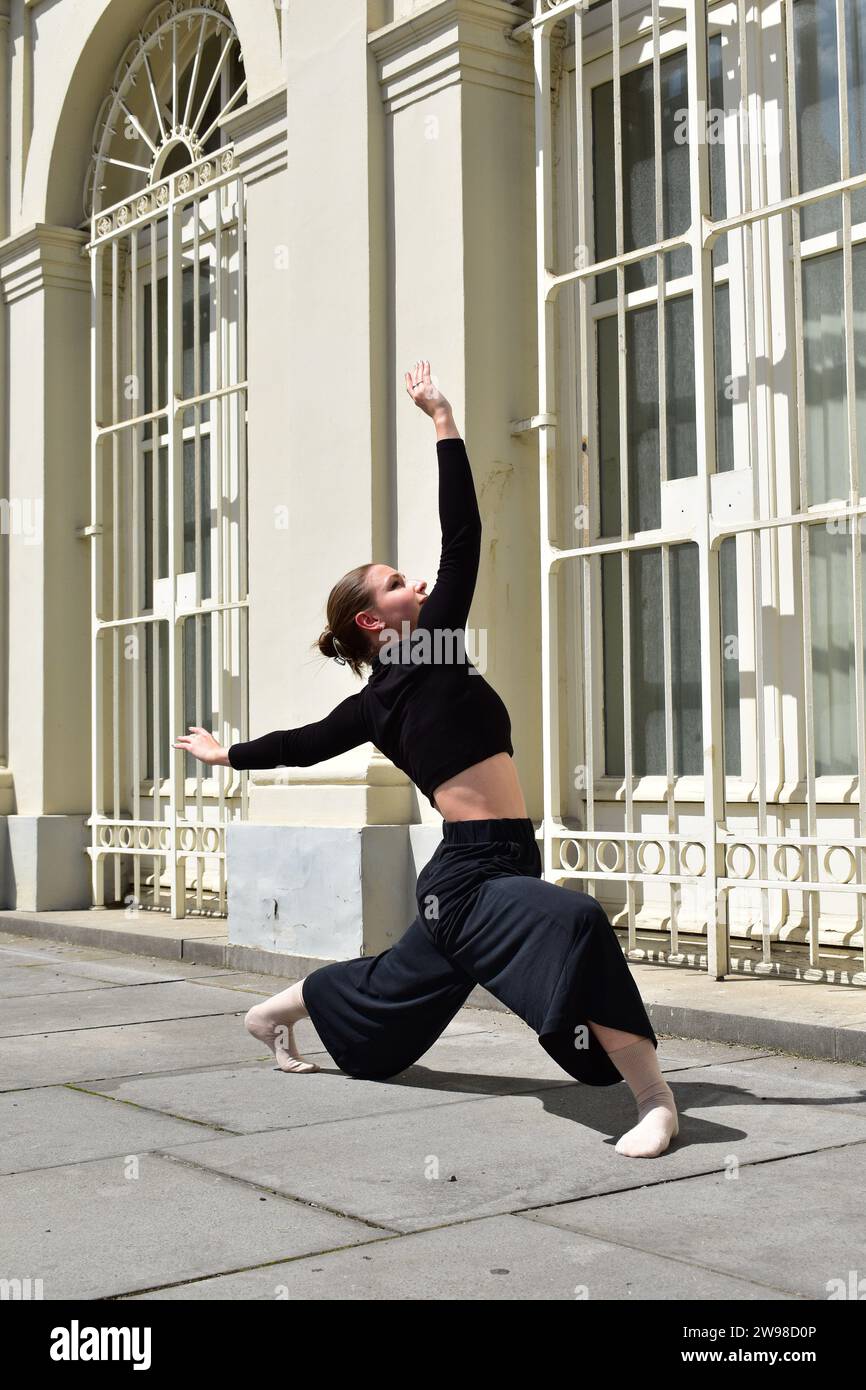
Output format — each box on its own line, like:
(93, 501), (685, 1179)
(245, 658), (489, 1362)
(85, 0), (249, 919)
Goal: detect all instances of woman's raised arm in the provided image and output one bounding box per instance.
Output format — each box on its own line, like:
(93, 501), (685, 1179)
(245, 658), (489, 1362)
(405, 360), (482, 637)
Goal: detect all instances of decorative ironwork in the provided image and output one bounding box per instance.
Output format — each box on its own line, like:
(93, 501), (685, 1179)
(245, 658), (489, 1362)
(84, 0), (246, 219)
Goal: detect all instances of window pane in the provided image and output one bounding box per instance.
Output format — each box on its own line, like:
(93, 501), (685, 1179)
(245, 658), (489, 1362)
(719, 535), (741, 775)
(802, 251), (846, 502)
(142, 272), (167, 442)
(143, 445), (169, 595)
(631, 547), (666, 773)
(666, 293), (697, 482)
(144, 261), (212, 438)
(145, 624), (153, 780)
(794, 0), (866, 240)
(602, 545), (702, 776)
(592, 47), (692, 303)
(145, 620), (170, 782)
(182, 615), (213, 780)
(714, 282), (734, 473)
(182, 262), (212, 427)
(802, 244), (866, 504)
(597, 304), (662, 534)
(602, 551), (625, 774)
(809, 522), (866, 775)
(597, 295), (698, 536)
(598, 314), (622, 536)
(850, 0), (866, 219)
(670, 543), (703, 774)
(184, 435), (212, 601)
(709, 32), (729, 270)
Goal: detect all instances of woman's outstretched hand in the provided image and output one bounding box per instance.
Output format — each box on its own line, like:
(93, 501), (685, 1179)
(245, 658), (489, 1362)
(172, 726), (230, 766)
(405, 360), (451, 419)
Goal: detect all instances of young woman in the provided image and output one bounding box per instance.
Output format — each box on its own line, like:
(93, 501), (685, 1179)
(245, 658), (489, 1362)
(174, 361), (679, 1159)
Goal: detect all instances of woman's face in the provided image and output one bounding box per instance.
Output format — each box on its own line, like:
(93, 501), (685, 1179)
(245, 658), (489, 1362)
(357, 564), (428, 643)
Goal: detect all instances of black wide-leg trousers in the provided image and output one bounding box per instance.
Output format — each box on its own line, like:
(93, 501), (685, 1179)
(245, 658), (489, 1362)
(301, 816), (657, 1086)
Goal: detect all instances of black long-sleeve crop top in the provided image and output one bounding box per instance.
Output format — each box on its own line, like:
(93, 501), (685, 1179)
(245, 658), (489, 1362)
(227, 436), (514, 810)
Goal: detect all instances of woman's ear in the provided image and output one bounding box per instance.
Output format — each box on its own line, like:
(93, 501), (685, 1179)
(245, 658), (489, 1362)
(354, 609), (381, 635)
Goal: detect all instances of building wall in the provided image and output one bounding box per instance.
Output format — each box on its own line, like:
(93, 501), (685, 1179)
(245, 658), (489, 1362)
(0, 0), (541, 945)
(5, 0), (856, 981)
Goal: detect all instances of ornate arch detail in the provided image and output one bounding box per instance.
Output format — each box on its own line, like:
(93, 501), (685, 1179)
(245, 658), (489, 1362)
(84, 0), (247, 219)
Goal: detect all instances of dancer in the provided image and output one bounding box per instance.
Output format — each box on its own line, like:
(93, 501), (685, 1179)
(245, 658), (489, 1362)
(174, 361), (678, 1158)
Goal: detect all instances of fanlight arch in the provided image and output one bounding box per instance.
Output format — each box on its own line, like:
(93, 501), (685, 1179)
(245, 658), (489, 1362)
(85, 0), (247, 219)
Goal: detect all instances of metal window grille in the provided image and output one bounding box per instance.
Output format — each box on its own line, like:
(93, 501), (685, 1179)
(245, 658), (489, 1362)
(511, 0), (866, 984)
(82, 1), (249, 918)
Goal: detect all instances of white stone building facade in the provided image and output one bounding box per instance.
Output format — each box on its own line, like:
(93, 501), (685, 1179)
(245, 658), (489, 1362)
(1, 0), (864, 989)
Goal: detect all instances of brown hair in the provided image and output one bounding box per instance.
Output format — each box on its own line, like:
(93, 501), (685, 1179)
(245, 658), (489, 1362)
(312, 563), (379, 678)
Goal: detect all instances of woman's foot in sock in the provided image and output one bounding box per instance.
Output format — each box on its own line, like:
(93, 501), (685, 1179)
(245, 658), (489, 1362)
(244, 1008), (319, 1072)
(615, 1081), (678, 1157)
(593, 1033), (680, 1157)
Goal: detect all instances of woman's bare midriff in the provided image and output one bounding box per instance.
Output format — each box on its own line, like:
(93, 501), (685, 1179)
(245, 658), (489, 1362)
(432, 752), (528, 822)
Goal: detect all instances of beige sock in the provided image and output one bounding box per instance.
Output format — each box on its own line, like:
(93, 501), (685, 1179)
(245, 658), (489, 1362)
(605, 1037), (678, 1157)
(244, 979), (319, 1073)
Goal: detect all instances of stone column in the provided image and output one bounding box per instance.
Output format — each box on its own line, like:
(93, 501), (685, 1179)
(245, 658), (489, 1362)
(221, 71), (414, 957)
(0, 224), (92, 908)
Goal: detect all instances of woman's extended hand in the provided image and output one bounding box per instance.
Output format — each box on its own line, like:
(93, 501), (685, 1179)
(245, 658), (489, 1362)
(172, 726), (229, 766)
(405, 359), (451, 419)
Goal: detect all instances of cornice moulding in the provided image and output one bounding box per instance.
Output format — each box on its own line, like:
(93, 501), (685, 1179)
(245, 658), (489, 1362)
(369, 0), (534, 112)
(222, 85), (287, 144)
(0, 224), (89, 304)
(221, 85), (287, 184)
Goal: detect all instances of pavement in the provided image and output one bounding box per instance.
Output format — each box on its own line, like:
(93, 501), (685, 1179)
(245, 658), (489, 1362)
(1, 912), (866, 1301)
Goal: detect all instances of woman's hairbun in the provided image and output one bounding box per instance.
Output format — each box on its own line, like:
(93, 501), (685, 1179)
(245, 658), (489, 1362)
(317, 628), (338, 660)
(310, 563), (378, 679)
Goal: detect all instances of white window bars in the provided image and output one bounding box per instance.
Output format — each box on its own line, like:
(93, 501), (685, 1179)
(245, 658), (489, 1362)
(83, 1), (249, 919)
(513, 0), (866, 984)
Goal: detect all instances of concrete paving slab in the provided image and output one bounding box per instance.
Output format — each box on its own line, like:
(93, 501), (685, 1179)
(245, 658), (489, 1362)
(55, 1034), (845, 1150)
(723, 1051), (866, 1097)
(0, 1012), (308, 1090)
(71, 1021), (771, 1139)
(657, 1054), (866, 1122)
(0, 964), (165, 999)
(118, 1211), (794, 1302)
(4, 915), (866, 1059)
(626, 1037), (778, 1068)
(0, 937), (287, 998)
(0, 960), (250, 999)
(0, 1151), (392, 1300)
(0, 1086), (234, 1175)
(0, 935), (231, 978)
(158, 1070), (866, 1233)
(0, 1000), (500, 1095)
(520, 1143), (866, 1300)
(50, 1032), (751, 1151)
(0, 979), (260, 1037)
(77, 1026), (573, 1134)
(4, 933), (864, 1302)
(180, 970), (304, 993)
(74, 1011), (558, 1131)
